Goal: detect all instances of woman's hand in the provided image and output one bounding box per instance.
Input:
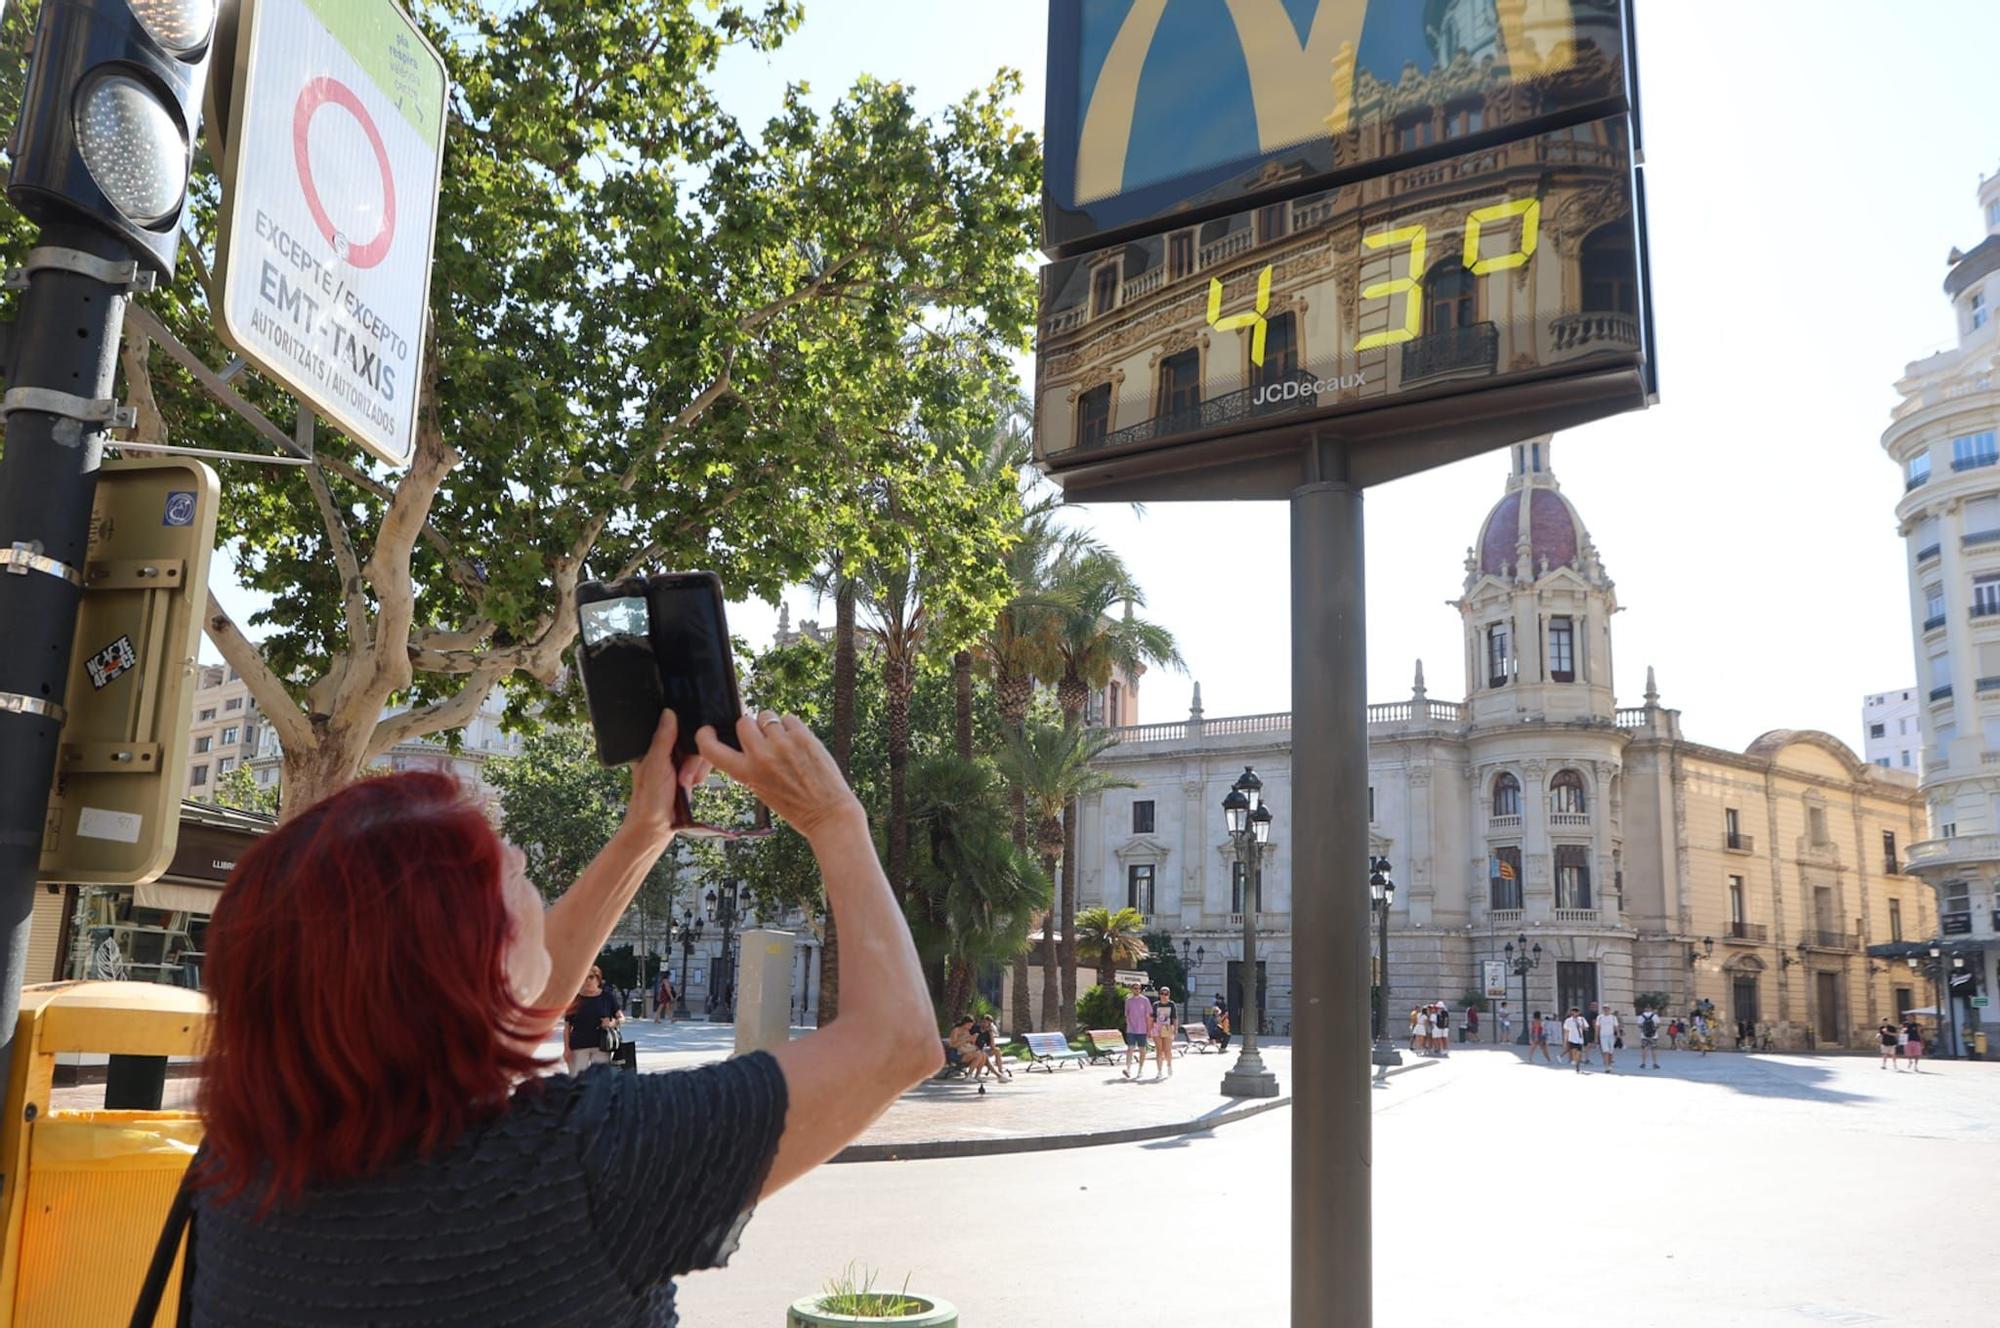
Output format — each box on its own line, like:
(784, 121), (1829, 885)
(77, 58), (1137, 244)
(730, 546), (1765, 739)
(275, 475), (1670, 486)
(626, 710), (714, 841)
(695, 711), (861, 839)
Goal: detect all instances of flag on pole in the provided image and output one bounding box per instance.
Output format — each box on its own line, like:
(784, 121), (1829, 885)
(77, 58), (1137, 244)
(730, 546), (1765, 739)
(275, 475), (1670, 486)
(1489, 854), (1517, 881)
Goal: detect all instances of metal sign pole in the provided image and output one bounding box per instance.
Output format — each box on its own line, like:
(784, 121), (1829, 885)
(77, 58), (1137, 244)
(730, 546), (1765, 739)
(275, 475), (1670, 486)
(1290, 442), (1370, 1327)
(0, 225), (135, 1131)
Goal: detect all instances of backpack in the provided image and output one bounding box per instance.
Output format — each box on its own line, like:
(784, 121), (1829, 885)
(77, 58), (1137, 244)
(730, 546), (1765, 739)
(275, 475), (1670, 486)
(1640, 1013), (1657, 1038)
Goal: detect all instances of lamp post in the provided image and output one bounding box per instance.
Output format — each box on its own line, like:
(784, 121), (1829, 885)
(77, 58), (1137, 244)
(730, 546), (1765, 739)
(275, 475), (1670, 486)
(1221, 768), (1279, 1098)
(1368, 857), (1400, 1085)
(706, 884), (740, 1021)
(1180, 937), (1205, 1030)
(673, 909), (704, 1019)
(1505, 935), (1541, 1045)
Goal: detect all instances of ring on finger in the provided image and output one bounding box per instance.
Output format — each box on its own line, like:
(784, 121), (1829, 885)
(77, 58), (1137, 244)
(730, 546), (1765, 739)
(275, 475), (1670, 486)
(757, 711), (784, 729)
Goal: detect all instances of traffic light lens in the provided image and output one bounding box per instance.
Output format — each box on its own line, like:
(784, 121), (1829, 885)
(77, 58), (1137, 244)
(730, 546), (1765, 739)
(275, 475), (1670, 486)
(128, 0), (218, 57)
(75, 74), (187, 227)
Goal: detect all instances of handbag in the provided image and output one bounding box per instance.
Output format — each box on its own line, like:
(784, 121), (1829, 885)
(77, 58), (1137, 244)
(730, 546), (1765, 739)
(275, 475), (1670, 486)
(600, 1021), (622, 1055)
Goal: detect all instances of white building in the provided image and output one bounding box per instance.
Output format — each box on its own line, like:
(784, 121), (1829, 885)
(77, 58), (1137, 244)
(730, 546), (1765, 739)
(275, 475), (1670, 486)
(1066, 443), (1931, 1049)
(247, 690), (525, 803)
(1861, 688), (1921, 774)
(1882, 161), (2000, 1054)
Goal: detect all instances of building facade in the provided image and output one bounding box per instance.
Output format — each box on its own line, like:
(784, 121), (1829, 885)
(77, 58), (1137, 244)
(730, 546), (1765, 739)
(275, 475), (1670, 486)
(1882, 163), (2000, 1054)
(1861, 688), (1921, 774)
(185, 665), (263, 800)
(1073, 445), (1933, 1048)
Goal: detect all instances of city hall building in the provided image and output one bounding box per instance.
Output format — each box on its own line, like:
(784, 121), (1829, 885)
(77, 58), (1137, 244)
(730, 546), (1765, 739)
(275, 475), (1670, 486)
(1076, 444), (1935, 1049)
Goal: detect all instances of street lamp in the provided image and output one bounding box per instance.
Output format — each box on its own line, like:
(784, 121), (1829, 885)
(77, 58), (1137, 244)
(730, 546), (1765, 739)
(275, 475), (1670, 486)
(1505, 934), (1541, 1045)
(672, 908), (704, 1019)
(1220, 768), (1279, 1099)
(1369, 857), (1400, 1085)
(1179, 937), (1205, 1028)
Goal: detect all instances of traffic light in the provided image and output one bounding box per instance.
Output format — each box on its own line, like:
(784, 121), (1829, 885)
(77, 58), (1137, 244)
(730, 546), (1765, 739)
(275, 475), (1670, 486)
(6, 0), (215, 275)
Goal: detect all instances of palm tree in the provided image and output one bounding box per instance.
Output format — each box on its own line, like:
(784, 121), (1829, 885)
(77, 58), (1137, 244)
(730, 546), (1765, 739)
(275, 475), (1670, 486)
(903, 753), (1050, 1023)
(995, 722), (1134, 1030)
(1045, 547), (1183, 1029)
(1074, 906), (1151, 995)
(819, 573), (858, 1025)
(973, 510), (1096, 1030)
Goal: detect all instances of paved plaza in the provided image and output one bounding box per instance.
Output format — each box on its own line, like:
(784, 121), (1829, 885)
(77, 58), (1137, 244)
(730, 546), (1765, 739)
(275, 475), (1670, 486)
(676, 1045), (2000, 1327)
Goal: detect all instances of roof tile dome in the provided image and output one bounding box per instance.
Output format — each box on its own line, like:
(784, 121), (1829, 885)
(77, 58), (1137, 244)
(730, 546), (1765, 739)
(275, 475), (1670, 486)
(1472, 438), (1594, 580)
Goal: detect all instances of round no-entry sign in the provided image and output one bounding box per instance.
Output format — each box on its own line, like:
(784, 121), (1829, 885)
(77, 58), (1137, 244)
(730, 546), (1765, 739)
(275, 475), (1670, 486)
(292, 75), (397, 269)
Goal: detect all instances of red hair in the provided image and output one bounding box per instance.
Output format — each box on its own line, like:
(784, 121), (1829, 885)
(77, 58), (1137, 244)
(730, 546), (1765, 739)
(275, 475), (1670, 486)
(196, 772), (549, 1208)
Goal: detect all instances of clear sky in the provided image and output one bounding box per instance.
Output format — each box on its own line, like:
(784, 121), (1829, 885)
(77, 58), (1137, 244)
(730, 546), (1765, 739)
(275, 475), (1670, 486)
(213, 1), (2000, 757)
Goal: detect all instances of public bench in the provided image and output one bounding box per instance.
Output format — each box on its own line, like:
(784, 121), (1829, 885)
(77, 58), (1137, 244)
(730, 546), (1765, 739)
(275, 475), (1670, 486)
(1084, 1029), (1129, 1065)
(1020, 1031), (1088, 1072)
(1179, 1023), (1220, 1054)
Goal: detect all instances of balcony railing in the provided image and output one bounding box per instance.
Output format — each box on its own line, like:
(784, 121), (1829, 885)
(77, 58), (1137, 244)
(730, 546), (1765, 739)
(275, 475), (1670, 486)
(1725, 833), (1756, 853)
(1963, 529), (2000, 548)
(1931, 683), (1955, 701)
(1119, 267), (1166, 304)
(1615, 707), (1648, 728)
(1550, 812), (1590, 828)
(1924, 613), (1948, 631)
(1198, 229), (1254, 268)
(1489, 814), (1523, 830)
(1952, 453), (1999, 472)
(1724, 921), (1768, 942)
(1488, 909), (1524, 926)
(1916, 543), (1941, 562)
(1906, 471), (1931, 491)
(1905, 833), (2000, 867)
(1094, 372), (1318, 454)
(1978, 677), (2000, 694)
(1401, 322), (1499, 384)
(1974, 603), (2000, 619)
(1554, 908), (1599, 925)
(1550, 310), (1640, 354)
(1806, 929), (1857, 950)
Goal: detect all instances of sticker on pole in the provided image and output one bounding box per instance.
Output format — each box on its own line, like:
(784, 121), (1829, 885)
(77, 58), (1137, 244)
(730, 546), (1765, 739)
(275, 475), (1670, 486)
(212, 0), (447, 468)
(85, 635), (138, 690)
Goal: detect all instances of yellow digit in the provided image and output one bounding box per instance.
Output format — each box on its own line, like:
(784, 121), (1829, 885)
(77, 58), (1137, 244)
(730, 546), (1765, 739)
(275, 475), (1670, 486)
(1353, 224), (1427, 351)
(1463, 196), (1541, 275)
(1207, 263), (1273, 366)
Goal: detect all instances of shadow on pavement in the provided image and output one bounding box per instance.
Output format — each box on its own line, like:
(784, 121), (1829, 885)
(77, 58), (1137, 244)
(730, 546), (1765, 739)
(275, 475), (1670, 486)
(1473, 1043), (1875, 1107)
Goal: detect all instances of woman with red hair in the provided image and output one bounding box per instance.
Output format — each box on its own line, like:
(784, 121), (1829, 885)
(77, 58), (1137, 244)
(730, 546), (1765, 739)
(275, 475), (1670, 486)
(179, 709), (939, 1325)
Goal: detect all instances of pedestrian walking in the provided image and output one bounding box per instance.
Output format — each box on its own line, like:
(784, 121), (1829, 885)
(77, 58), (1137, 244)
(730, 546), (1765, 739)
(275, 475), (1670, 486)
(1879, 1022), (1899, 1069)
(1637, 1007), (1663, 1069)
(1562, 1007), (1589, 1073)
(565, 966), (623, 1074)
(1528, 1010), (1554, 1063)
(1903, 1018), (1925, 1071)
(1666, 1018), (1681, 1051)
(1122, 985), (1153, 1079)
(1597, 1007), (1621, 1072)
(1498, 1003), (1513, 1042)
(1408, 1006), (1422, 1054)
(1466, 1005), (1480, 1043)
(1151, 986), (1179, 1080)
(1434, 1003), (1451, 1057)
(655, 971), (675, 1022)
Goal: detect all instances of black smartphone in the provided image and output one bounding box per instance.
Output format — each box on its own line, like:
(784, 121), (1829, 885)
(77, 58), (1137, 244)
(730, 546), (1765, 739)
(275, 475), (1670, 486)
(575, 571), (744, 769)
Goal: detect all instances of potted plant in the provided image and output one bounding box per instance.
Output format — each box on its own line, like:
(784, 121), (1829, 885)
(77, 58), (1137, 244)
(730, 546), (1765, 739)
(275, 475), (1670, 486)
(788, 1264), (958, 1327)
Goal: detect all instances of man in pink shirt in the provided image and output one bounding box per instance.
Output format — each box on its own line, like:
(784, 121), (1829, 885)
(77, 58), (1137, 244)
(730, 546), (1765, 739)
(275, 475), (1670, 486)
(1122, 986), (1154, 1079)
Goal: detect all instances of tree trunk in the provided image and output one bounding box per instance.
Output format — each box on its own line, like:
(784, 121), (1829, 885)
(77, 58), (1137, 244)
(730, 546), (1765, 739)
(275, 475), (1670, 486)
(944, 956), (973, 1022)
(952, 649), (975, 761)
(998, 669), (1033, 1033)
(885, 649), (912, 907)
(1056, 678), (1088, 1033)
(819, 578), (857, 1026)
(1037, 820), (1063, 1031)
(276, 734), (370, 821)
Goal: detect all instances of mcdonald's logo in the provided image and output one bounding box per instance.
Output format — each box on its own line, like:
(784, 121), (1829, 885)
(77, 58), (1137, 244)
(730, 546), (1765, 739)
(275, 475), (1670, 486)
(1073, 0), (1580, 206)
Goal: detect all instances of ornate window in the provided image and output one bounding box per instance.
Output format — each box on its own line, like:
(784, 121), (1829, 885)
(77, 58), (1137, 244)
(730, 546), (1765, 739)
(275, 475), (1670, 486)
(1550, 769), (1587, 815)
(1256, 312), (1300, 387)
(1127, 863), (1155, 915)
(1548, 616), (1575, 682)
(1490, 847), (1522, 911)
(1555, 845), (1592, 909)
(1076, 383), (1111, 449)
(1156, 348), (1201, 420)
(1581, 226), (1637, 315)
(1425, 258), (1477, 333)
(1486, 622), (1511, 686)
(1492, 772), (1522, 817)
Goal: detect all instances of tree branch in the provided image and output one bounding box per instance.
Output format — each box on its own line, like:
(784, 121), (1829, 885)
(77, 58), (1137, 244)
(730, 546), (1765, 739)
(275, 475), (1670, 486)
(203, 588), (314, 754)
(297, 410), (372, 649)
(364, 662), (511, 760)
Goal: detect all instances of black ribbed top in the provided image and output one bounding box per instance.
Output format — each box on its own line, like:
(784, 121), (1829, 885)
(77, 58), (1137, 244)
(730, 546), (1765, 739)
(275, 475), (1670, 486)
(191, 1053), (789, 1326)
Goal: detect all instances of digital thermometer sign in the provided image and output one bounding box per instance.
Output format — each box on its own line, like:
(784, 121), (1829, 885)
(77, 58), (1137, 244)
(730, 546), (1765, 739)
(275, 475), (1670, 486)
(1035, 116), (1646, 485)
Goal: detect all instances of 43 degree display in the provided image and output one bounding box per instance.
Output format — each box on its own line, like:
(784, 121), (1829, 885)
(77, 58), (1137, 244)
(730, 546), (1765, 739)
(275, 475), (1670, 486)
(1033, 117), (1645, 472)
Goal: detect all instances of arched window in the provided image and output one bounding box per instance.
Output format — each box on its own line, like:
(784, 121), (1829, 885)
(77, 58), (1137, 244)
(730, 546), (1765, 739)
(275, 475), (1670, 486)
(1551, 769), (1587, 815)
(1426, 258), (1477, 332)
(1580, 226), (1637, 315)
(1493, 772), (1522, 817)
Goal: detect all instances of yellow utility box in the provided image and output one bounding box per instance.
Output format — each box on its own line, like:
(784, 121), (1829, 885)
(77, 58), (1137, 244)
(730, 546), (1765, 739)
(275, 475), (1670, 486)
(0, 982), (209, 1326)
(1976, 1031), (1989, 1059)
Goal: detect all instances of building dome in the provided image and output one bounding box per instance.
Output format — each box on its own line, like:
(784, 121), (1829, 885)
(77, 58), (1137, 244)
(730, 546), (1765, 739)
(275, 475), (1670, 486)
(1472, 437), (1594, 580)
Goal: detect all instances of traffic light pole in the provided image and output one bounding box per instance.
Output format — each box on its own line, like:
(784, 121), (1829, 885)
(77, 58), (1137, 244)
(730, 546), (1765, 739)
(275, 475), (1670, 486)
(1290, 440), (1370, 1328)
(0, 222), (141, 1136)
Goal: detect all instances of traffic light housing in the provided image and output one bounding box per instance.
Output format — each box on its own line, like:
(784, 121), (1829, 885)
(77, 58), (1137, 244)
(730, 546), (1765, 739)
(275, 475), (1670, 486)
(6, 0), (215, 275)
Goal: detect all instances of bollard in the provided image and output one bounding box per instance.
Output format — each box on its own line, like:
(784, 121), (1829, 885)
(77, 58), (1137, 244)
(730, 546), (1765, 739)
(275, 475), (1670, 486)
(733, 930), (795, 1058)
